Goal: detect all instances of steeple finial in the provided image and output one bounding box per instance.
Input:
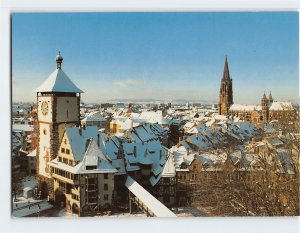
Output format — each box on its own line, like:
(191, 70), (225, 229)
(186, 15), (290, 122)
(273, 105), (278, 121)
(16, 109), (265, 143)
(56, 51), (63, 69)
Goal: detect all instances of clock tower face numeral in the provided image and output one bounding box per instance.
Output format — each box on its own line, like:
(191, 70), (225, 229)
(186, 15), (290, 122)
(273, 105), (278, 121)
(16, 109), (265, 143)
(41, 101), (49, 116)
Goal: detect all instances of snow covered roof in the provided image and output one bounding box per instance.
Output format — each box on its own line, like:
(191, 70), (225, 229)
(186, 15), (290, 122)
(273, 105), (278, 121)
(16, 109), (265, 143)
(27, 149), (36, 157)
(229, 104), (261, 112)
(65, 126), (99, 162)
(139, 111), (170, 125)
(161, 153), (176, 177)
(34, 68), (83, 93)
(13, 124), (34, 132)
(170, 145), (196, 169)
(269, 102), (294, 111)
(125, 176), (176, 217)
(49, 139), (116, 174)
(275, 149), (295, 174)
(81, 111), (106, 122)
(267, 137), (284, 147)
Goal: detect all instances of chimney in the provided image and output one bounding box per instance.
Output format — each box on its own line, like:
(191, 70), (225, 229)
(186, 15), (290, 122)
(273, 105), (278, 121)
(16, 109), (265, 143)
(160, 150), (162, 160)
(187, 148), (190, 155)
(79, 125), (82, 136)
(133, 145), (137, 157)
(97, 134), (100, 147)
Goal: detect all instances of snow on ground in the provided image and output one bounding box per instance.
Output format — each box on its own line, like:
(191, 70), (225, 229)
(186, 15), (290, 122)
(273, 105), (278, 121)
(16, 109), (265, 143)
(13, 198), (42, 209)
(12, 200), (53, 217)
(57, 208), (78, 217)
(22, 176), (36, 189)
(56, 208), (147, 218)
(172, 207), (207, 217)
(106, 211), (146, 218)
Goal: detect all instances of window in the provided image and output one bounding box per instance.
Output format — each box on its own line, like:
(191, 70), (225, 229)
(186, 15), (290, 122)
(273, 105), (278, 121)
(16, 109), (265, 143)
(58, 157), (62, 162)
(104, 173), (108, 179)
(170, 178), (175, 185)
(66, 149), (70, 154)
(43, 129), (46, 135)
(104, 184), (108, 190)
(104, 194), (109, 201)
(61, 148), (65, 153)
(86, 165), (96, 170)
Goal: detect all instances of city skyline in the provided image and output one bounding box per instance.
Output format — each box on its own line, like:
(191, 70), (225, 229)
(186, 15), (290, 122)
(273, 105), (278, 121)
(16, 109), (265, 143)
(12, 12), (299, 104)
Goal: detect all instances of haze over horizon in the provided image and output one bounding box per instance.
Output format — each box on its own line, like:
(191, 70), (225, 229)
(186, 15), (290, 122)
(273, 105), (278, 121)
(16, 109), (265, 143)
(12, 12), (299, 104)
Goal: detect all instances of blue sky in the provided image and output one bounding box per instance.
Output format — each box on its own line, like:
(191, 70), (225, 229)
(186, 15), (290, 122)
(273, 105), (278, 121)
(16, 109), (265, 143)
(12, 12), (299, 103)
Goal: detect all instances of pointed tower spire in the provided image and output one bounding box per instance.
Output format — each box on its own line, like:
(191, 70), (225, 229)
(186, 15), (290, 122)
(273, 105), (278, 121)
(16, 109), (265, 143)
(269, 91), (273, 103)
(218, 55), (233, 115)
(269, 91), (273, 99)
(262, 91), (267, 99)
(223, 55), (230, 80)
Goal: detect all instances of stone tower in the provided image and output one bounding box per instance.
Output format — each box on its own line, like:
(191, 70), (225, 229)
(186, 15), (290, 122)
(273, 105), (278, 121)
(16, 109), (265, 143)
(34, 52), (83, 199)
(261, 92), (269, 122)
(218, 56), (233, 115)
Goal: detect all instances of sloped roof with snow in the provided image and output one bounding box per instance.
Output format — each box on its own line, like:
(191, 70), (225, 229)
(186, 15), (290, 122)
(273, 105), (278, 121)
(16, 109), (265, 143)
(275, 149), (295, 174)
(229, 104), (261, 112)
(34, 69), (83, 93)
(65, 126), (99, 162)
(49, 139), (116, 174)
(125, 176), (176, 217)
(82, 111), (106, 122)
(269, 102), (294, 111)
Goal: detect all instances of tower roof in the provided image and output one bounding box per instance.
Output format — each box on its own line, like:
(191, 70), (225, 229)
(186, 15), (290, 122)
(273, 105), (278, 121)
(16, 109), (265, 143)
(262, 92), (267, 99)
(34, 53), (83, 93)
(222, 56), (231, 80)
(269, 92), (273, 100)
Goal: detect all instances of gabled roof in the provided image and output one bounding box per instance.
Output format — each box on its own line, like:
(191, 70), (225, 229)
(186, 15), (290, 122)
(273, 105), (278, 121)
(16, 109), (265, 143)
(65, 126), (99, 162)
(34, 68), (83, 93)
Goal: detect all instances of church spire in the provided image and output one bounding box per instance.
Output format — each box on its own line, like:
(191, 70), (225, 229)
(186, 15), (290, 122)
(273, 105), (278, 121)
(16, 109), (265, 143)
(223, 55), (230, 80)
(218, 56), (233, 115)
(269, 91), (273, 103)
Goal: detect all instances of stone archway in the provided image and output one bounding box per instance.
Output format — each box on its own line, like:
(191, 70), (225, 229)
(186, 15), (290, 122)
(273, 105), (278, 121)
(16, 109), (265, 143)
(40, 181), (49, 199)
(54, 189), (66, 207)
(72, 203), (79, 215)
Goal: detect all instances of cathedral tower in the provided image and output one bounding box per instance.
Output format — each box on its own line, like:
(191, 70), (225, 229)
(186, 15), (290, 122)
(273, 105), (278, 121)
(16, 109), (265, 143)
(34, 53), (83, 199)
(261, 92), (269, 122)
(218, 56), (233, 115)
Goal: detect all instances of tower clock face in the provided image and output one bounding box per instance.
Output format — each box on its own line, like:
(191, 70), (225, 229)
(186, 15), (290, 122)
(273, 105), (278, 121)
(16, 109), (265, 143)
(41, 101), (49, 115)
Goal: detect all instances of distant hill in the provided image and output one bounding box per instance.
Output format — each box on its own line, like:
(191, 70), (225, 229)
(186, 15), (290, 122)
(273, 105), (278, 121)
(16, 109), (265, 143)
(104, 98), (218, 105)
